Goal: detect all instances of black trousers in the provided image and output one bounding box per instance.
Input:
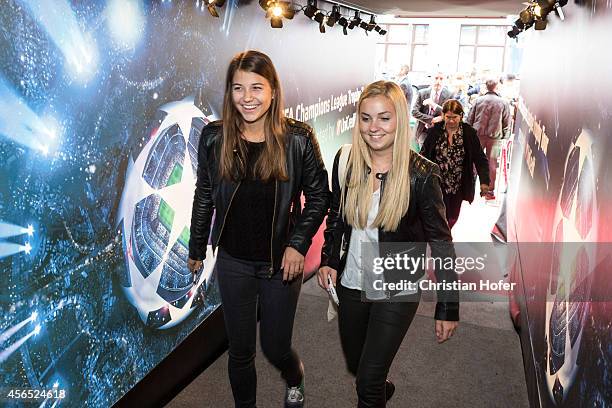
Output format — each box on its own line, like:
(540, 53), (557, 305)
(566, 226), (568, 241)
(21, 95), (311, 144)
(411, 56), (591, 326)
(337, 283), (420, 408)
(443, 190), (463, 229)
(216, 248), (303, 408)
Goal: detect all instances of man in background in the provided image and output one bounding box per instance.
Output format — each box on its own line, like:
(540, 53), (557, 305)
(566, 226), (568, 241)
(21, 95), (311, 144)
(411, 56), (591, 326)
(396, 64), (414, 107)
(412, 71), (452, 148)
(466, 78), (511, 200)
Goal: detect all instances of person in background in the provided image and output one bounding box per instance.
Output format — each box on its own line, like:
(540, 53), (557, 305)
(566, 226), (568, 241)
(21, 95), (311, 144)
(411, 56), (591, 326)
(188, 50), (330, 408)
(411, 70), (452, 149)
(396, 64), (414, 108)
(451, 73), (471, 116)
(421, 100), (490, 228)
(466, 78), (511, 200)
(319, 81), (459, 407)
(467, 69), (480, 97)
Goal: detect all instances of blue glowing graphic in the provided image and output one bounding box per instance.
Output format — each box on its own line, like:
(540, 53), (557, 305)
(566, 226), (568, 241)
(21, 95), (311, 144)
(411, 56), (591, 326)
(105, 0), (146, 50)
(0, 76), (61, 154)
(0, 1), (224, 406)
(17, 0), (98, 83)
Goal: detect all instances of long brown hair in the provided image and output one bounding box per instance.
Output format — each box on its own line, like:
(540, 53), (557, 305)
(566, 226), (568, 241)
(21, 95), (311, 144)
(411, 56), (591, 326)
(219, 50), (288, 182)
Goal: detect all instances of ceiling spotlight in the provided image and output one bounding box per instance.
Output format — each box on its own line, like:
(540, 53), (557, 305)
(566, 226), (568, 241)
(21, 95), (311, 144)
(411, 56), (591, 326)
(508, 25), (523, 38)
(338, 15), (349, 35)
(206, 0), (225, 17)
(508, 0), (567, 38)
(271, 17), (283, 28)
(262, 1), (296, 28)
(271, 5), (283, 17)
(304, 0), (318, 19)
(533, 3), (543, 17)
(374, 25), (387, 36)
(360, 14), (376, 32)
(519, 7), (534, 25)
(327, 5), (341, 27)
(507, 25), (522, 39)
(313, 11), (326, 32)
(347, 10), (361, 29)
(534, 18), (547, 30)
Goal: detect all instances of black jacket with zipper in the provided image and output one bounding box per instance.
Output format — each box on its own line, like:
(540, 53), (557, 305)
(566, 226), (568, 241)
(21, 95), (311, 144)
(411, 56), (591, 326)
(320, 147), (459, 321)
(188, 118), (331, 273)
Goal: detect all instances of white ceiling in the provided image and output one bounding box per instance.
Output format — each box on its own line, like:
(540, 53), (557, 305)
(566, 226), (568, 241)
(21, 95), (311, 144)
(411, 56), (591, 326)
(336, 0), (520, 18)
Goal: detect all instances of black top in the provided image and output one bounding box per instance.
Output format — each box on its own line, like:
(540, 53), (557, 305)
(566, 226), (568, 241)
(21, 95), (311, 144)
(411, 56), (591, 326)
(189, 118), (330, 272)
(219, 140), (275, 261)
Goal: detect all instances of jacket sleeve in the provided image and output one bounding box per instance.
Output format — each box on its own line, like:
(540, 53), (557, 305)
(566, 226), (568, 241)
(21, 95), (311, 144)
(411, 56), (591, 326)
(320, 148), (344, 271)
(406, 84), (414, 106)
(400, 80), (414, 107)
(420, 127), (436, 160)
(412, 90), (434, 126)
(286, 131), (331, 256)
(466, 100), (476, 126)
(469, 126), (490, 186)
(188, 126), (216, 261)
(418, 164), (460, 321)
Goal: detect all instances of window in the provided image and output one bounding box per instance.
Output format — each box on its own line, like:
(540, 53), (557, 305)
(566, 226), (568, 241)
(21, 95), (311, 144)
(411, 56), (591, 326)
(411, 25), (429, 72)
(375, 24), (430, 78)
(458, 25), (510, 73)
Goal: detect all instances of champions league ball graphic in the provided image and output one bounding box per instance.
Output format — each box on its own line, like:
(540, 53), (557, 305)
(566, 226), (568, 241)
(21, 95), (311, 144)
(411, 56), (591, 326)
(116, 97), (217, 329)
(544, 128), (599, 405)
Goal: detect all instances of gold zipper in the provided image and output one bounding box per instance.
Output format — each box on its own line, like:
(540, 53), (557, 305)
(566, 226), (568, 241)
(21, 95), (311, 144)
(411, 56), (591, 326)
(214, 181), (241, 248)
(268, 180), (278, 278)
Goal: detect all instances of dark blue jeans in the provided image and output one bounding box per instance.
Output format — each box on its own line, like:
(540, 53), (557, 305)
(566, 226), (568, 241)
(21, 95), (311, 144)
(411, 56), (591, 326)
(216, 247), (304, 408)
(337, 283), (420, 408)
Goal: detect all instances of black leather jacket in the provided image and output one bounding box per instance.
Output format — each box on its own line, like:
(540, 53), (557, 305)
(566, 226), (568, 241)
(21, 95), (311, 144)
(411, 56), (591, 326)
(320, 148), (459, 321)
(188, 118), (330, 273)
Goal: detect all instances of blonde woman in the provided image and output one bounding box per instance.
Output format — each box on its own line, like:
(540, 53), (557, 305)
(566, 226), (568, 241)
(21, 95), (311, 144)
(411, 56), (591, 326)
(318, 81), (459, 407)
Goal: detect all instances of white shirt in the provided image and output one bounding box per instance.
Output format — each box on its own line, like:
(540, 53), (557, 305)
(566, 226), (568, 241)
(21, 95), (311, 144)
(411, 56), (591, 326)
(341, 189), (380, 291)
(340, 188), (420, 298)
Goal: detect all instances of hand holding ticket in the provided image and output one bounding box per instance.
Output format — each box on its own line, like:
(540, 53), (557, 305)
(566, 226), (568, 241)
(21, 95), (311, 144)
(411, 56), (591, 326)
(327, 274), (339, 306)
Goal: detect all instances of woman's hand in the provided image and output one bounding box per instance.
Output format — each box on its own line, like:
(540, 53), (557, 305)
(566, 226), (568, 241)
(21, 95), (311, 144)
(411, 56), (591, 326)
(282, 246), (304, 282)
(187, 258), (203, 283)
(317, 266), (337, 290)
(435, 320), (458, 343)
(479, 183), (490, 196)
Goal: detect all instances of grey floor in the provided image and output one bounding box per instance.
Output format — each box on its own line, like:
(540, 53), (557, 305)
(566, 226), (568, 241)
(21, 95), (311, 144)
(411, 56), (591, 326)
(167, 277), (529, 408)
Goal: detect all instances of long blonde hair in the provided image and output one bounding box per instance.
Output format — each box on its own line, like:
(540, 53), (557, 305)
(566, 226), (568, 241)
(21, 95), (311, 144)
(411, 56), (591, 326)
(342, 81), (412, 232)
(219, 50), (288, 182)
